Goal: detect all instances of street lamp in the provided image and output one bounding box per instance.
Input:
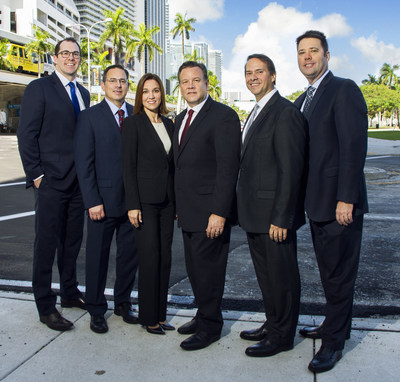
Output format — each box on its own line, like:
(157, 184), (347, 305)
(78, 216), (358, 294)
(66, 18), (112, 92)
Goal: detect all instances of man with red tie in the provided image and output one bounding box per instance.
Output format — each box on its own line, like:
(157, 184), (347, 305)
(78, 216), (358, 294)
(74, 65), (138, 334)
(173, 61), (241, 350)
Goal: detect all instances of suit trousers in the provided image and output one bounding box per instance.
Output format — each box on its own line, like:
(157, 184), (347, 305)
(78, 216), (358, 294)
(310, 214), (364, 350)
(133, 199), (175, 326)
(33, 178), (84, 316)
(85, 214), (138, 316)
(246, 231), (300, 343)
(182, 226), (231, 335)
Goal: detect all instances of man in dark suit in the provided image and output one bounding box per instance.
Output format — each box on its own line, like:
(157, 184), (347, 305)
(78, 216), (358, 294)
(173, 61), (241, 350)
(237, 54), (306, 357)
(18, 37), (90, 331)
(74, 64), (138, 334)
(294, 30), (368, 373)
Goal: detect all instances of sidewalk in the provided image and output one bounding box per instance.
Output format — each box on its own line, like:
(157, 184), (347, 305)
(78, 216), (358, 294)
(1, 291), (399, 382)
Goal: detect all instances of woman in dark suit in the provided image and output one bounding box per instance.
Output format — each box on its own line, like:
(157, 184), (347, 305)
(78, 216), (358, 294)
(122, 73), (175, 335)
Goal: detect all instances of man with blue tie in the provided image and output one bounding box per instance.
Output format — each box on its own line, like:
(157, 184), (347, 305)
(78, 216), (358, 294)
(294, 30), (368, 373)
(18, 38), (90, 331)
(74, 65), (138, 334)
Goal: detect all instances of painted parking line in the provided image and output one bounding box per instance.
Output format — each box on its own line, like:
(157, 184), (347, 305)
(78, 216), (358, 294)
(0, 211), (35, 221)
(0, 181), (25, 187)
(366, 156), (393, 160)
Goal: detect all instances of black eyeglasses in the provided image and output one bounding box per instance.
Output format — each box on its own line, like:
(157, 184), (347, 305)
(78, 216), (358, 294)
(57, 50), (81, 59)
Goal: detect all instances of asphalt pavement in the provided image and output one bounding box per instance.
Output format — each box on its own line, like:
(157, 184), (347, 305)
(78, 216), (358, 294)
(0, 135), (400, 381)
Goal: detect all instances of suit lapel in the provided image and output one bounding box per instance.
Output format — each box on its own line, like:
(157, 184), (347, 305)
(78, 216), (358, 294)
(51, 73), (76, 118)
(77, 82), (90, 108)
(303, 71), (333, 119)
(99, 99), (120, 135)
(241, 92), (280, 157)
(178, 97), (212, 155)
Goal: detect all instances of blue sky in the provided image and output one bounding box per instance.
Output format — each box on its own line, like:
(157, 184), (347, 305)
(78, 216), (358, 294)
(168, 0), (400, 98)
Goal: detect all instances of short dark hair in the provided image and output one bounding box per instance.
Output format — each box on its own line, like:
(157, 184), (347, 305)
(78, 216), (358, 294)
(178, 61), (208, 82)
(134, 73), (169, 116)
(54, 37), (81, 56)
(245, 54), (276, 85)
(102, 64), (129, 83)
(296, 30), (329, 54)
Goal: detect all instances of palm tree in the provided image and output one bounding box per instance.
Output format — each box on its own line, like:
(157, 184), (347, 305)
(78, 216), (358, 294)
(171, 13), (196, 63)
(99, 7), (131, 64)
(362, 74), (379, 85)
(184, 49), (205, 63)
(171, 13), (196, 113)
(126, 23), (163, 78)
(379, 63), (400, 88)
(25, 25), (53, 78)
(0, 39), (15, 71)
(207, 70), (221, 101)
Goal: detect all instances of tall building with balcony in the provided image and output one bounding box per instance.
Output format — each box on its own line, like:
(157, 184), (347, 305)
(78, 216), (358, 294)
(72, 0), (135, 42)
(0, 0), (80, 45)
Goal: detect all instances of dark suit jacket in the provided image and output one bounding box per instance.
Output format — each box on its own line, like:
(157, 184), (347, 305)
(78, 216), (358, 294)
(294, 72), (368, 222)
(237, 92), (307, 233)
(121, 112), (174, 210)
(18, 72), (90, 191)
(74, 99), (133, 218)
(173, 97), (241, 232)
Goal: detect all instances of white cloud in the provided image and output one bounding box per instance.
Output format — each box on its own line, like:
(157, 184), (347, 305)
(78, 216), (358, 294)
(351, 35), (400, 64)
(223, 2), (353, 97)
(168, 0), (224, 23)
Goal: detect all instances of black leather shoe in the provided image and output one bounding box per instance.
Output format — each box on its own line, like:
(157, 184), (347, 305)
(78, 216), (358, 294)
(114, 303), (139, 324)
(177, 318), (197, 335)
(240, 322), (268, 341)
(299, 325), (350, 340)
(160, 322), (175, 331)
(308, 346), (342, 373)
(146, 325), (165, 335)
(180, 331), (220, 351)
(40, 310), (73, 331)
(90, 315), (108, 333)
(60, 297), (86, 310)
(245, 337), (293, 357)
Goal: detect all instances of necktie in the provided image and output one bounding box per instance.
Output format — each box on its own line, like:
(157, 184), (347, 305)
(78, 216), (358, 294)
(117, 109), (125, 130)
(179, 109), (194, 148)
(303, 86), (316, 115)
(242, 104), (259, 142)
(68, 82), (80, 119)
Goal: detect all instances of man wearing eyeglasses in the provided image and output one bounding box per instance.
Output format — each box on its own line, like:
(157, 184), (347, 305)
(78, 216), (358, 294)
(18, 37), (90, 331)
(74, 64), (138, 334)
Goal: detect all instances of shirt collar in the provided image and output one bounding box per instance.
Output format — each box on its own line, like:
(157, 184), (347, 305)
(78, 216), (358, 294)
(255, 88), (278, 110)
(188, 94), (209, 114)
(309, 69), (330, 91)
(55, 70), (77, 88)
(104, 97), (127, 116)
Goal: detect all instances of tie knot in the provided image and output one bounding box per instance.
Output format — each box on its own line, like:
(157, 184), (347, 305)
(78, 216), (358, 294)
(117, 109), (124, 118)
(187, 109), (194, 117)
(68, 82), (75, 89)
(307, 86), (315, 96)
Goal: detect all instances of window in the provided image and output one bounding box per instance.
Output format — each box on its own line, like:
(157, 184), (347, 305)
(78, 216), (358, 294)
(10, 12), (16, 33)
(57, 3), (64, 11)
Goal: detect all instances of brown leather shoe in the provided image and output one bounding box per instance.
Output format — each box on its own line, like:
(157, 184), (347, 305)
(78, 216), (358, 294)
(240, 322), (268, 341)
(40, 310), (73, 331)
(60, 297), (86, 310)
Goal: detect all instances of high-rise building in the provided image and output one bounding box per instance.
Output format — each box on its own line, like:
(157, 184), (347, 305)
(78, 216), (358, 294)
(209, 49), (222, 86)
(73, 0), (135, 42)
(0, 0), (80, 45)
(135, 0), (167, 84)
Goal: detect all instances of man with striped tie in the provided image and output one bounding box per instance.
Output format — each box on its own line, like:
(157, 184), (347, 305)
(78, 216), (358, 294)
(18, 38), (90, 331)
